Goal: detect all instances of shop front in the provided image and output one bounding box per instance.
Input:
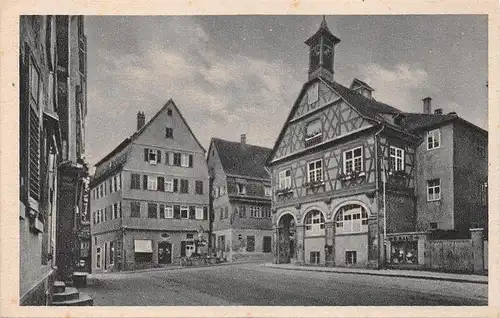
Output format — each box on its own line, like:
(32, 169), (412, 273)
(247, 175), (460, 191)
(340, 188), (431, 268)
(386, 232), (427, 269)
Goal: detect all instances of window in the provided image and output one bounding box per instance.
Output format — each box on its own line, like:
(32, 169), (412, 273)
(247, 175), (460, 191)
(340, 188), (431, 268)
(187, 233), (194, 239)
(246, 236), (255, 252)
(131, 173), (141, 189)
(167, 109), (172, 116)
(310, 251), (320, 264)
(237, 183), (246, 195)
(250, 206), (260, 218)
(181, 206), (189, 219)
(165, 179), (174, 192)
(264, 186), (271, 196)
(165, 127), (173, 138)
(263, 236), (272, 253)
(113, 175), (118, 192)
(224, 206), (229, 219)
(131, 201), (141, 218)
(181, 154), (190, 167)
(305, 119), (323, 147)
(110, 177), (114, 193)
(109, 242), (115, 266)
(307, 159), (323, 182)
(195, 181), (203, 195)
(157, 176), (165, 191)
(220, 209), (224, 220)
(346, 251), (357, 265)
(147, 149), (158, 164)
(180, 179), (189, 193)
(29, 57), (40, 107)
(165, 205), (173, 218)
(238, 206), (246, 218)
(118, 173), (122, 190)
(113, 203), (118, 219)
(96, 247), (101, 268)
(195, 206), (203, 220)
(148, 203), (157, 218)
(305, 210), (325, 236)
(389, 146), (404, 171)
(279, 169), (292, 189)
(480, 181), (488, 206)
(173, 153), (181, 166)
(147, 176), (157, 191)
(427, 179), (441, 201)
(427, 129), (440, 150)
(335, 204), (368, 234)
(343, 147), (363, 174)
(430, 222), (438, 229)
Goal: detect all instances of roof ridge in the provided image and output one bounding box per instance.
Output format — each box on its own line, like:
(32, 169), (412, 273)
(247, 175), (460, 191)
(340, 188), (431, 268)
(213, 137), (272, 151)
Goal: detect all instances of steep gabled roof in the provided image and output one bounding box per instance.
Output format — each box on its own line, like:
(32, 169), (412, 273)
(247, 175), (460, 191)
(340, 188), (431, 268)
(94, 99), (205, 168)
(350, 78), (375, 92)
(211, 138), (271, 180)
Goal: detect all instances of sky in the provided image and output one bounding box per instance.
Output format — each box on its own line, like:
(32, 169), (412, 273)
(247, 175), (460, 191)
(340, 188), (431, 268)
(85, 15), (488, 166)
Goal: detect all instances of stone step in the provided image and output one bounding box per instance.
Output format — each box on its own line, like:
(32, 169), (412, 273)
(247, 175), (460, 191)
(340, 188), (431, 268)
(53, 287), (80, 302)
(52, 281), (66, 294)
(52, 292), (93, 306)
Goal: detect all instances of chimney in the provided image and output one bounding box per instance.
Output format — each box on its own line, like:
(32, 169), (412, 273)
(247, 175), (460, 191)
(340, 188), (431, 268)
(137, 111), (145, 130)
(240, 134), (247, 148)
(434, 108), (443, 115)
(422, 97), (432, 114)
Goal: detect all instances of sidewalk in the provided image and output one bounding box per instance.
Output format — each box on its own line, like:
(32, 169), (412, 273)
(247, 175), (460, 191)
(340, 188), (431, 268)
(263, 262), (488, 284)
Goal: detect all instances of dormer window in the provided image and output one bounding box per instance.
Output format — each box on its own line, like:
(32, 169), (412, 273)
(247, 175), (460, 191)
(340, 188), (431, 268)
(237, 183), (246, 195)
(305, 118), (323, 147)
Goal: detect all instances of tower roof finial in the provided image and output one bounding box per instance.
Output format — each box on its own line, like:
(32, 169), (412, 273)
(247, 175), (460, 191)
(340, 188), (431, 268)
(320, 15), (329, 31)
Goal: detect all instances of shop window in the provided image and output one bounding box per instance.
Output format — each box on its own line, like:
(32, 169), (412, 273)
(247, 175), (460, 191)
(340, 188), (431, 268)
(346, 251), (357, 265)
(310, 251), (320, 264)
(304, 210), (325, 236)
(390, 241), (418, 264)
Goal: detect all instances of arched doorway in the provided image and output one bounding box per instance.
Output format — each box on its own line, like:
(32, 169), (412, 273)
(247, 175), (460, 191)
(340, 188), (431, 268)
(158, 241), (172, 264)
(277, 213), (296, 263)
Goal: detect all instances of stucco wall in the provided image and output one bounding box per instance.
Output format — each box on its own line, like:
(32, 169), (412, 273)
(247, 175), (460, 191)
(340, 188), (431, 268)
(415, 124), (454, 231)
(335, 234), (368, 267)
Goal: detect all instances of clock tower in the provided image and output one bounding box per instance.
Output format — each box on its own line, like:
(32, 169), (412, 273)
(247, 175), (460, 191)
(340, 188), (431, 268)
(305, 16), (340, 82)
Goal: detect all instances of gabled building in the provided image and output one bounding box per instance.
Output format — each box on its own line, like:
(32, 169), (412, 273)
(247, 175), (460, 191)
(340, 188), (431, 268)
(90, 100), (210, 272)
(207, 135), (273, 262)
(266, 18), (487, 269)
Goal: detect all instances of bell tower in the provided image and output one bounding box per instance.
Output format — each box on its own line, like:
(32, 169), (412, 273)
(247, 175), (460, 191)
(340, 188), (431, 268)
(305, 16), (340, 82)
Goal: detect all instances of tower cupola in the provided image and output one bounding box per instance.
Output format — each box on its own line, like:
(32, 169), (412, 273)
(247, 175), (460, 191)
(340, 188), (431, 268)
(305, 16), (340, 82)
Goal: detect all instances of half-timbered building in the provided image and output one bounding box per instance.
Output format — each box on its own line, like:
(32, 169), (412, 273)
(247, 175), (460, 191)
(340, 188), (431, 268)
(266, 18), (487, 269)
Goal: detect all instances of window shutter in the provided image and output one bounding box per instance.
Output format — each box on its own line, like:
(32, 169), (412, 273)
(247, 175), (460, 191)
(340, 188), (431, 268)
(144, 148), (149, 161)
(157, 150), (161, 164)
(169, 152), (174, 165)
(203, 206), (208, 220)
(189, 155), (193, 168)
(173, 178), (178, 192)
(143, 175), (148, 190)
(165, 152), (169, 165)
(157, 177), (165, 191)
(174, 205), (181, 219)
(189, 206), (195, 219)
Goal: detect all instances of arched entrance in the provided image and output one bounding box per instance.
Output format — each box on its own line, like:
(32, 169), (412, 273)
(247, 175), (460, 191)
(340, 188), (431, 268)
(303, 209), (326, 264)
(158, 241), (172, 264)
(277, 213), (296, 263)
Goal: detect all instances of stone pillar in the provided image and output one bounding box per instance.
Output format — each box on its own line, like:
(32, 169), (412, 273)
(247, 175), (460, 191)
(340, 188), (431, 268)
(367, 216), (380, 269)
(272, 225), (279, 264)
(295, 225), (304, 265)
(324, 221), (335, 267)
(470, 228), (484, 274)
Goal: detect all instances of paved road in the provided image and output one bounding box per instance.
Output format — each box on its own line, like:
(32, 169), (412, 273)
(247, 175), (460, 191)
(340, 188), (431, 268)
(80, 263), (487, 306)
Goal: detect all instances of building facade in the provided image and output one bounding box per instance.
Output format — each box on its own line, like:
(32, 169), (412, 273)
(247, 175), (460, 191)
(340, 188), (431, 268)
(266, 18), (488, 269)
(207, 136), (273, 262)
(90, 100), (210, 272)
(19, 15), (88, 305)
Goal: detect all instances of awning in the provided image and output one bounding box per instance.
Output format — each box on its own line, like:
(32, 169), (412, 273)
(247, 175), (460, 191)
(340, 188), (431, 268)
(134, 240), (152, 253)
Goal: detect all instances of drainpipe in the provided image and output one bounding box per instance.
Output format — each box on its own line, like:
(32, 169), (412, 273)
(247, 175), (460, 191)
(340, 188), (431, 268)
(374, 124), (386, 269)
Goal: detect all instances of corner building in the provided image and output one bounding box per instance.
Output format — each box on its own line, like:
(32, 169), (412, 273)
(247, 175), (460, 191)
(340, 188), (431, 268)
(266, 18), (487, 268)
(90, 100), (209, 272)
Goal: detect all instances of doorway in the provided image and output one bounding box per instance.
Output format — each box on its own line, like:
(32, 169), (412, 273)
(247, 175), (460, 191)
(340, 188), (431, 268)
(277, 213), (296, 263)
(157, 241), (172, 264)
